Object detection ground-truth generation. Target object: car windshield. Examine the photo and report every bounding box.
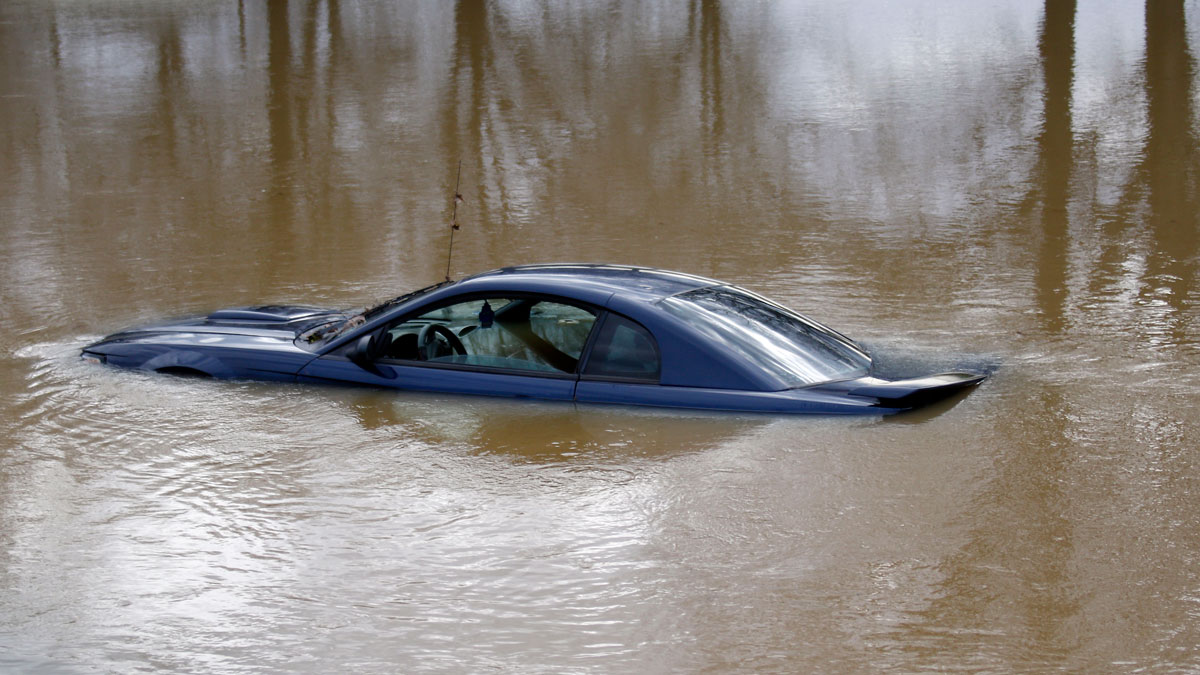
[659,286,870,387]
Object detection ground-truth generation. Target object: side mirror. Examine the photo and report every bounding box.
[347,332,393,378]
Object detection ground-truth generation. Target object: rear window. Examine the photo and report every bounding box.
[659,286,870,387]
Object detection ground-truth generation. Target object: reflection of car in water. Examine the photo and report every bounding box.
[82,264,986,414]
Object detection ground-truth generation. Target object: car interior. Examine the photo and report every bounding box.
[377,297,597,374]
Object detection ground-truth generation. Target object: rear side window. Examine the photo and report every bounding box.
[583,314,660,382]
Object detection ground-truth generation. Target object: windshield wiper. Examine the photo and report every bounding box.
[299,280,455,345]
[362,280,453,320]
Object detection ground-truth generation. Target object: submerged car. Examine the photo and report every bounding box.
[82,264,985,414]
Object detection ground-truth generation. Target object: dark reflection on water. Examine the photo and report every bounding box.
[1143,1,1199,344]
[3,0,1200,671]
[1033,0,1075,333]
[339,387,767,463]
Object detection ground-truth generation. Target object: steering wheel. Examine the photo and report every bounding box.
[417,323,467,360]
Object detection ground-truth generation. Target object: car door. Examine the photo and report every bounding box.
[297,295,598,401]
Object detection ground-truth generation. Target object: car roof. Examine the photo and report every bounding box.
[457,263,719,302]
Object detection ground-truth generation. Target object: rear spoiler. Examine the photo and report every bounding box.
[843,372,986,409]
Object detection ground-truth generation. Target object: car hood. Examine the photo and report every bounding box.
[89,305,348,344]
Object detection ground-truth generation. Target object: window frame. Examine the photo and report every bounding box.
[330,291,665,384]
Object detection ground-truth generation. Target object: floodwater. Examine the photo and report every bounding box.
[2,0,1199,671]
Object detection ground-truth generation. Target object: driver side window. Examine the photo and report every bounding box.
[378,297,598,374]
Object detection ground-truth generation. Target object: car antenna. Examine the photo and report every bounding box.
[444,160,464,282]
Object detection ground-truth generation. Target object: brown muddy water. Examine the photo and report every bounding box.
[2,1,1199,672]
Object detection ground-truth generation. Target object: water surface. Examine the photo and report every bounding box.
[2,1,1199,672]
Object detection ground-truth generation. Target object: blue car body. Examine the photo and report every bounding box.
[82,264,985,414]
